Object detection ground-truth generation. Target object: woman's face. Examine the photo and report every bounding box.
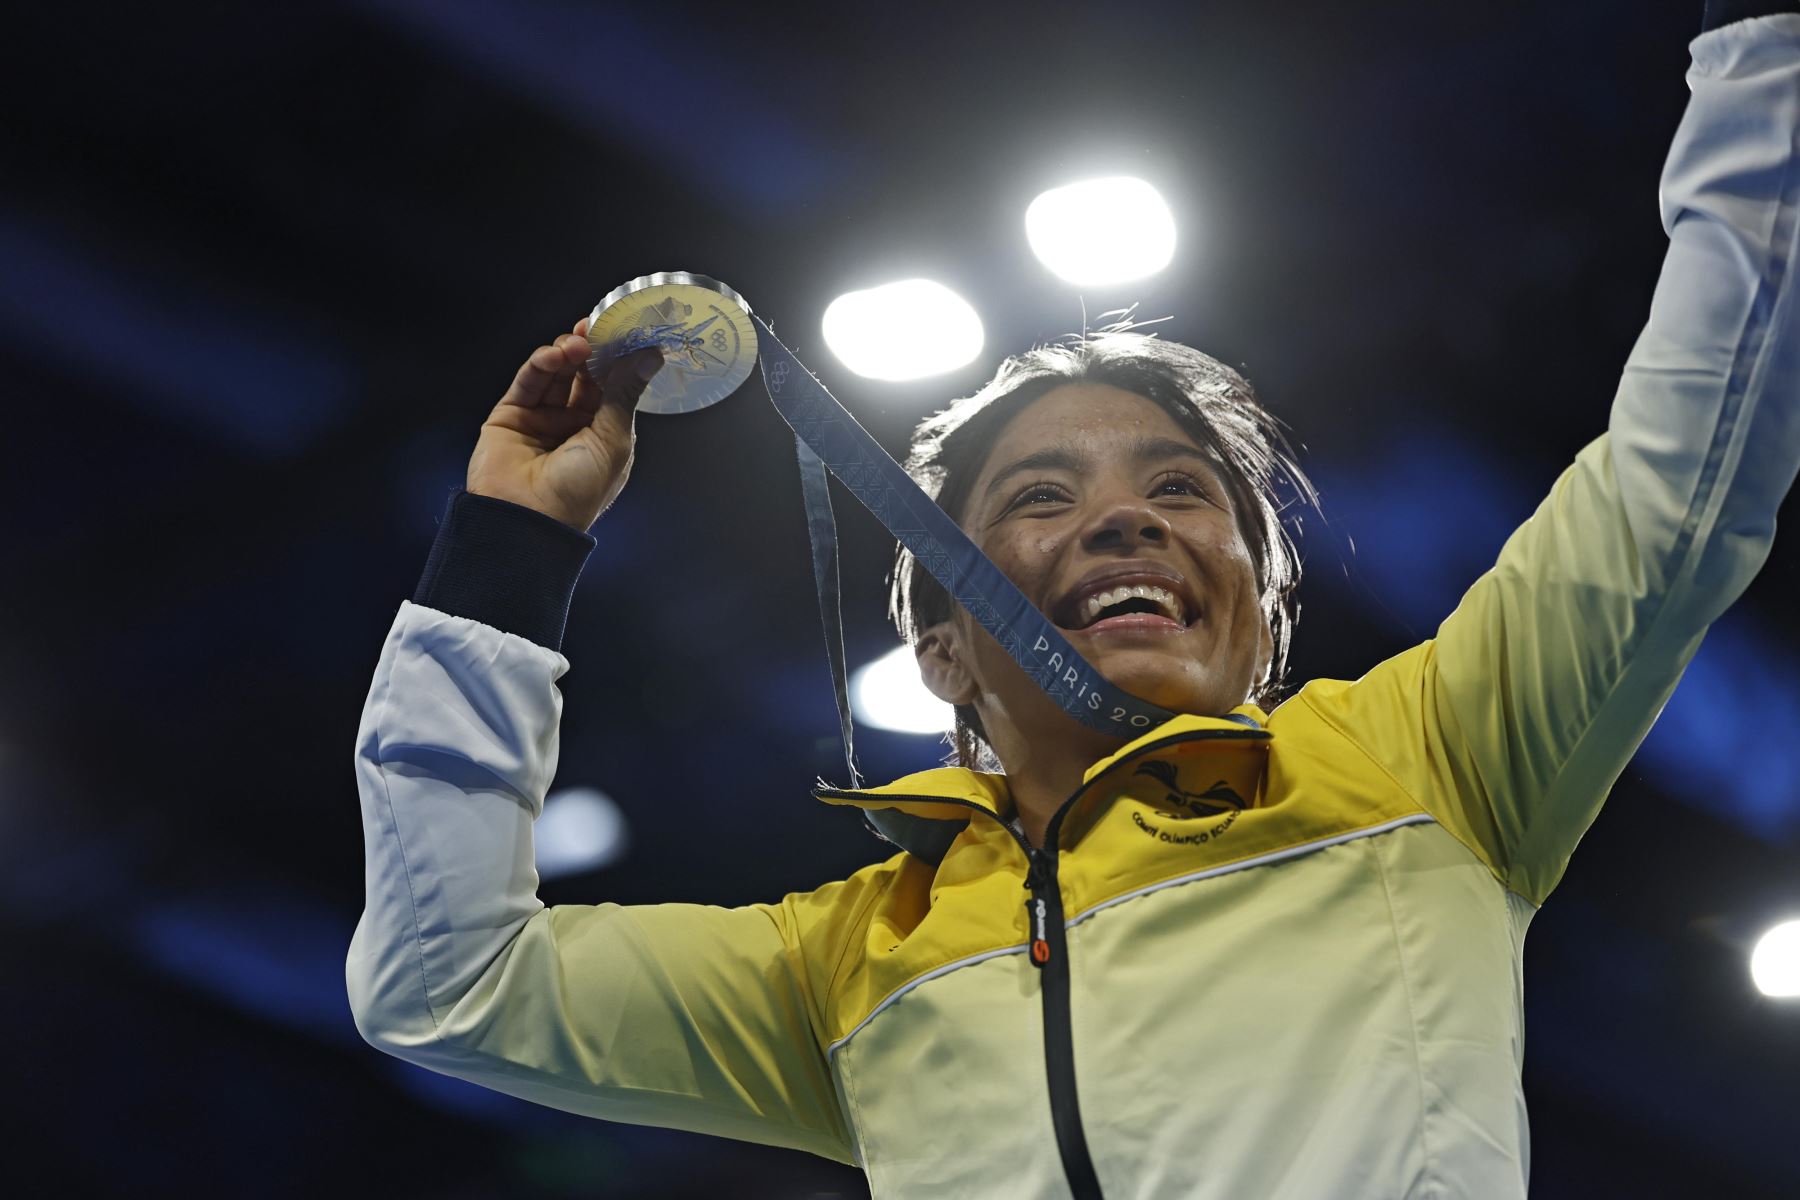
[917,382,1273,741]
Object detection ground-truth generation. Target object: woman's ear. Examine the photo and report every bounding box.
[915,620,978,706]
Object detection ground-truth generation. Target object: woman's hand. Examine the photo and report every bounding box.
[465,315,664,533]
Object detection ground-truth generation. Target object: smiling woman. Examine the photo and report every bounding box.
[348,12,1800,1200]
[888,327,1316,772]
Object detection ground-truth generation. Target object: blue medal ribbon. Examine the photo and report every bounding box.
[754,315,1180,776]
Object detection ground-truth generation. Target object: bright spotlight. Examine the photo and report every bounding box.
[822,279,984,381]
[852,644,955,735]
[1750,918,1800,998]
[1026,176,1177,286]
[536,787,629,880]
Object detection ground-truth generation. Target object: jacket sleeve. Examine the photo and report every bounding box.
[345,495,857,1163]
[1293,15,1800,905]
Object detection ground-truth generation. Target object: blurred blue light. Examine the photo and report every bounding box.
[1319,429,1800,844]
[132,885,360,1044]
[358,0,855,217]
[1636,610,1800,843]
[0,209,355,458]
[1310,428,1531,636]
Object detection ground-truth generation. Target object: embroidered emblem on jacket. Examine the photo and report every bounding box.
[1132,760,1246,819]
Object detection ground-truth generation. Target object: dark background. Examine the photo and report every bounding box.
[4,1,1797,1196]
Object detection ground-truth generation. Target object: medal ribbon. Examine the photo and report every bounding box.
[754,315,1179,782]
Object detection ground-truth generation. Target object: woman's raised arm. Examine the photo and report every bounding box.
[1289,13,1800,905]
[343,325,862,1162]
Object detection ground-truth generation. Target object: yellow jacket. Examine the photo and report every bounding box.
[348,16,1800,1197]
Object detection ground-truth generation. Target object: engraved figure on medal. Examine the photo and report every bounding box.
[586,273,757,415]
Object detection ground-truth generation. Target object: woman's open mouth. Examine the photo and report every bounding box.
[1056,581,1196,635]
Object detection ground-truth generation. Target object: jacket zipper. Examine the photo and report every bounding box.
[817,724,1269,1199]
[1025,842,1105,1199]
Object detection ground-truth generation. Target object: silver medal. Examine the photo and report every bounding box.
[585,272,757,414]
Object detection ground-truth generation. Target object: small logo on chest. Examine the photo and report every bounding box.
[1132,760,1246,817]
[1128,761,1245,846]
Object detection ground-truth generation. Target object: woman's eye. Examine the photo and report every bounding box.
[1154,473,1209,499]
[1014,484,1068,508]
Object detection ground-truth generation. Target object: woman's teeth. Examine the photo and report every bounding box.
[1081,584,1185,626]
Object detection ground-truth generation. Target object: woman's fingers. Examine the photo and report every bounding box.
[499,333,588,410]
[567,327,602,413]
[585,346,661,443]
[565,316,598,408]
[572,339,661,416]
[500,316,645,418]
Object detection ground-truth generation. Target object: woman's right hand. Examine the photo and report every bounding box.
[464,315,664,533]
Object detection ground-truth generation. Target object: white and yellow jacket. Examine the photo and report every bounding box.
[348,15,1800,1198]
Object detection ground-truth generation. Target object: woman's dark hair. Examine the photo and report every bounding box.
[887,325,1317,770]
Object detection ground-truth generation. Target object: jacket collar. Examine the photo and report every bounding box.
[815,707,1271,863]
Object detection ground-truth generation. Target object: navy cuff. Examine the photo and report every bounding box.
[1703,1,1798,30]
[412,490,596,652]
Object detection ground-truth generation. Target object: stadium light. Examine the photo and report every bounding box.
[852,644,956,735]
[822,279,984,381]
[1750,918,1800,998]
[536,787,629,879]
[1026,176,1177,286]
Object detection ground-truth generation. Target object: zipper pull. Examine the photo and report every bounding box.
[1029,896,1051,968]
[1023,847,1055,969]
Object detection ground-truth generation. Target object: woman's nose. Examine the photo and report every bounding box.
[1081,495,1171,550]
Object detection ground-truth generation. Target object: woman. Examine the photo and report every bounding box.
[347,9,1800,1196]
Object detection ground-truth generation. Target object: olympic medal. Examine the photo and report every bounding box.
[586,272,758,414]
